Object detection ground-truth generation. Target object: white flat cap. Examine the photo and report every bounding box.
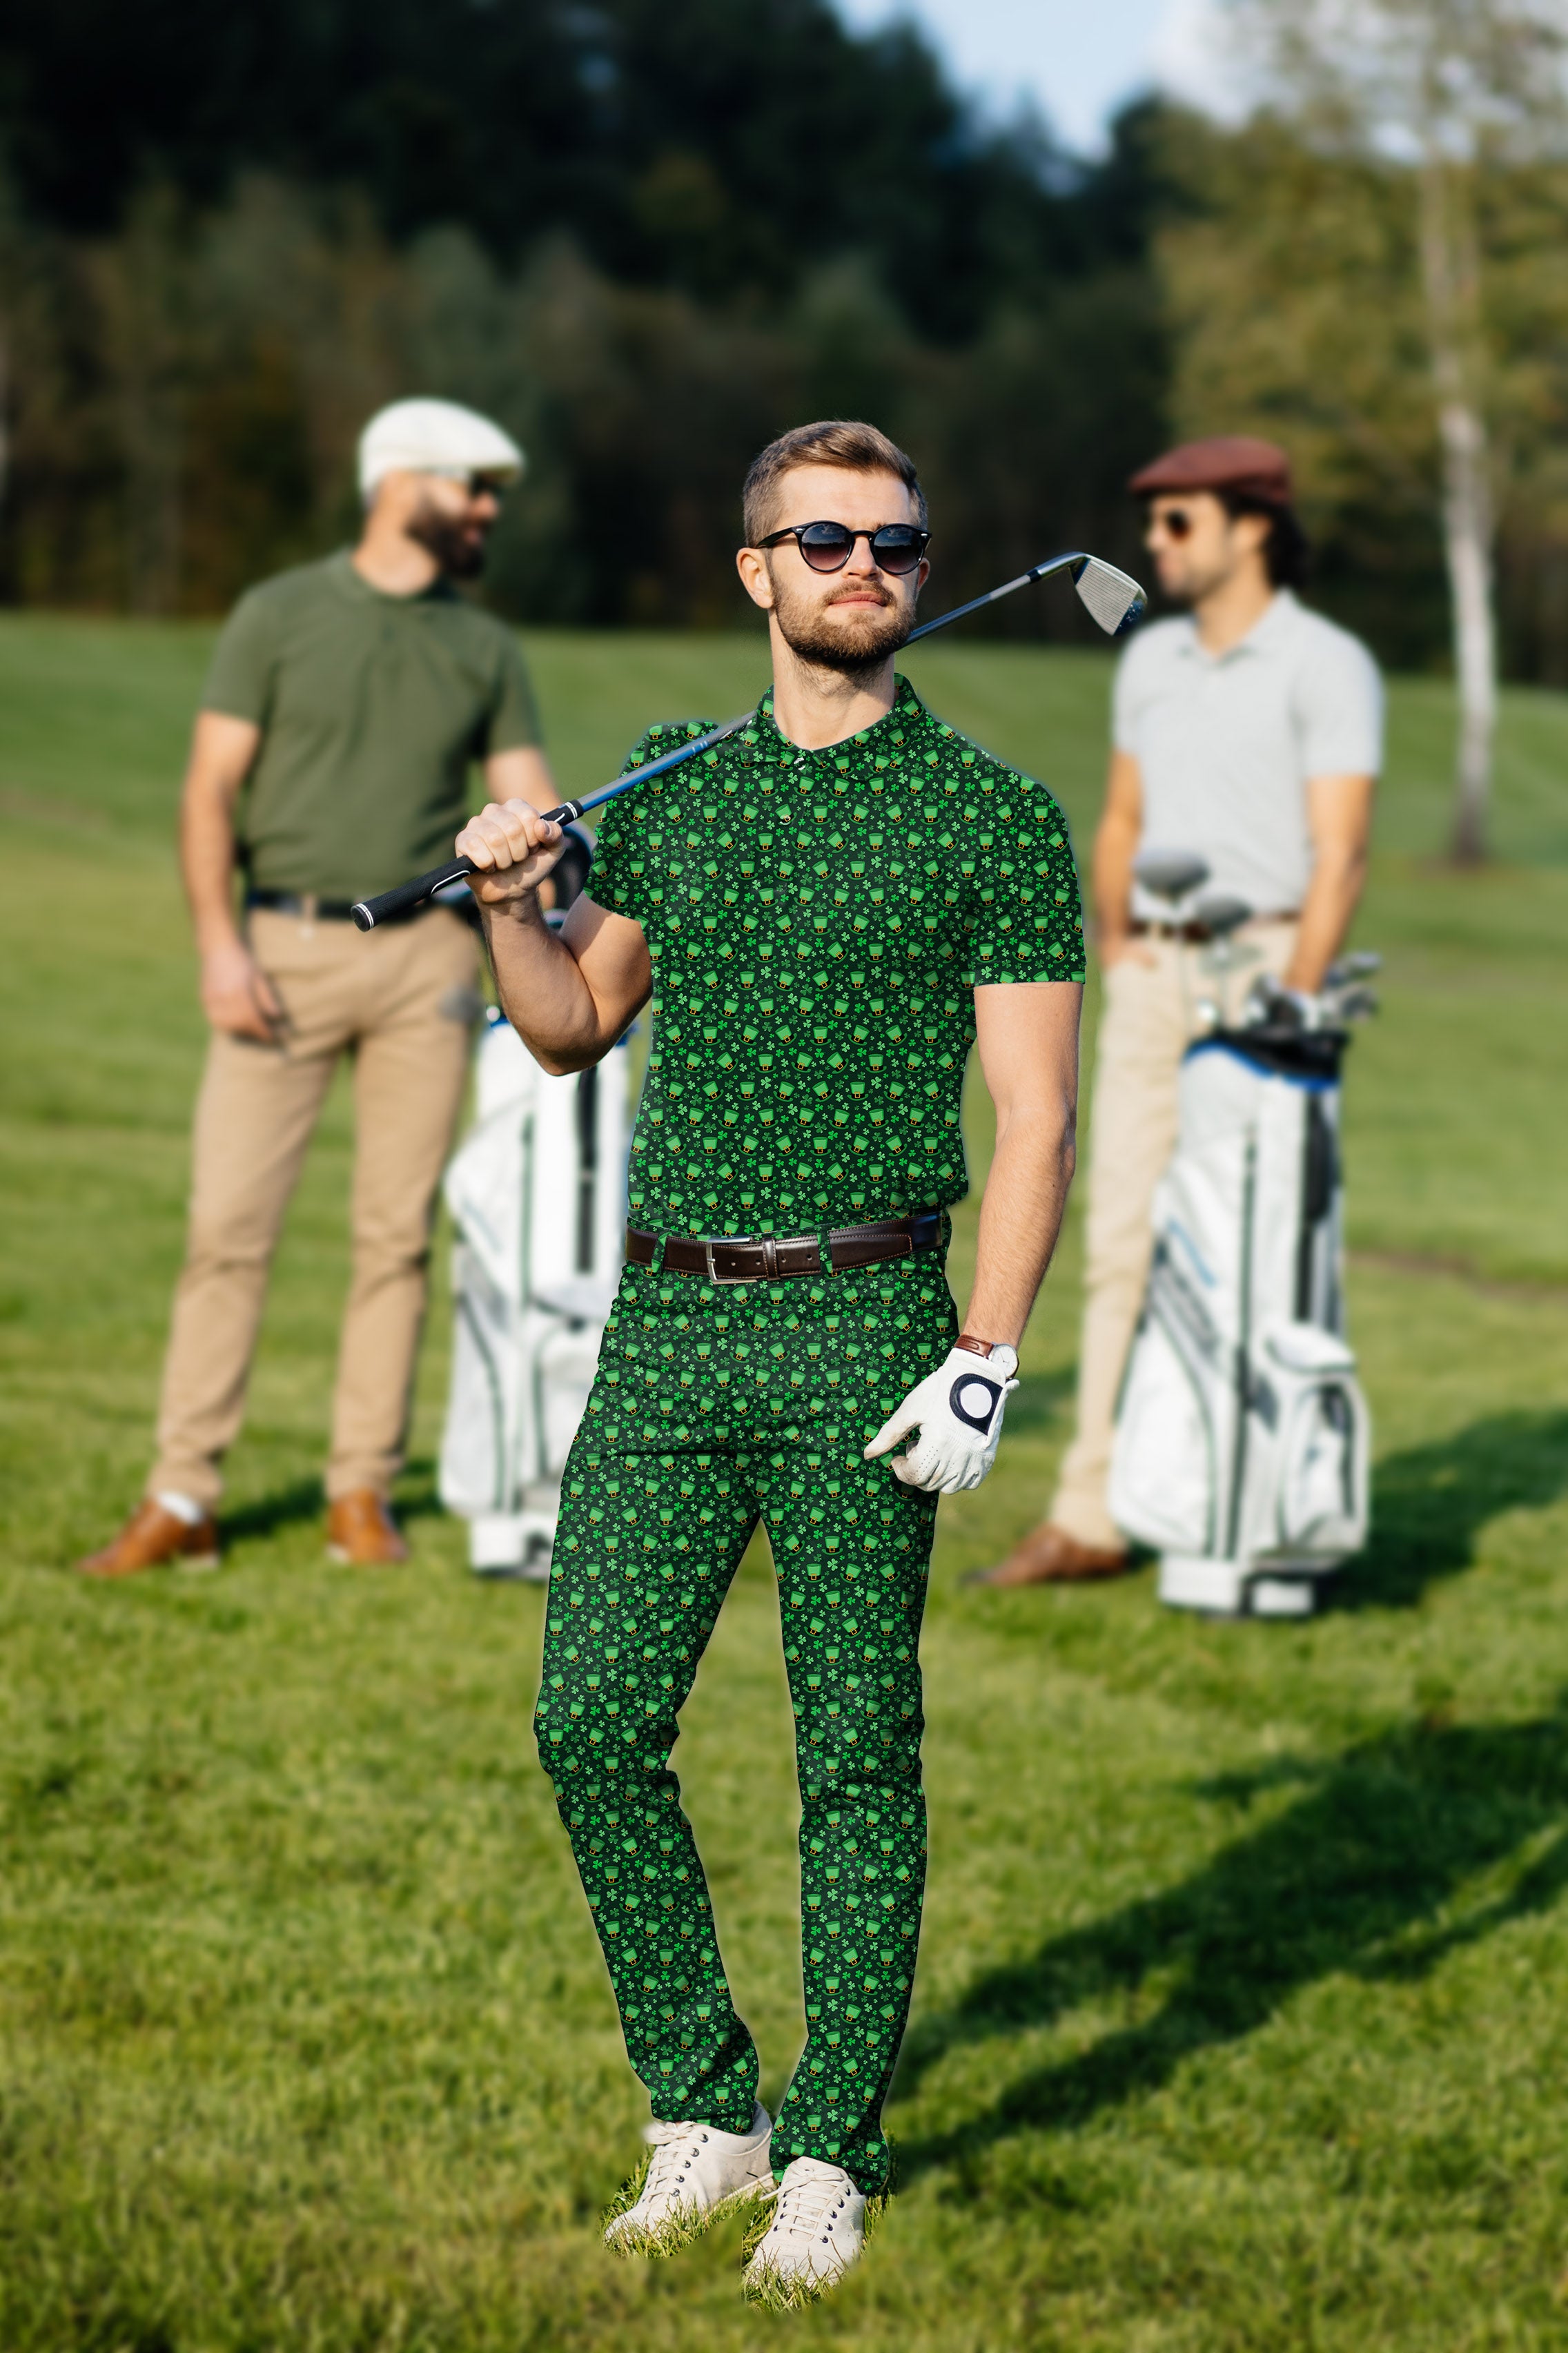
[358,398,525,498]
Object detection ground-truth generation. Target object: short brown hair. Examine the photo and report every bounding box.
[742,420,927,547]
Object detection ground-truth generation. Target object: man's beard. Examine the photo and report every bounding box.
[1165,553,1235,609]
[408,506,489,580]
[770,573,912,674]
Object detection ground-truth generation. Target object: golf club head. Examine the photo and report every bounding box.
[1193,892,1253,939]
[1244,975,1302,1031]
[1324,950,1382,986]
[1134,847,1211,903]
[1070,556,1146,637]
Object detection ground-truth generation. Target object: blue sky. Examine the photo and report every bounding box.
[832,0,1233,155]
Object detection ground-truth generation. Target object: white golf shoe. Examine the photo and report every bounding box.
[742,2156,867,2305]
[602,2102,773,2256]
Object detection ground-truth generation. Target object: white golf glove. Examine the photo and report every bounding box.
[864,1343,1020,1494]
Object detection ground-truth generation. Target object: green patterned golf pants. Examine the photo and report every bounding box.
[534,1249,951,2197]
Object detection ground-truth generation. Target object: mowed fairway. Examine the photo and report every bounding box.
[4,614,1568,2350]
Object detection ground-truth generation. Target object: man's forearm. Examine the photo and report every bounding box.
[1092,816,1137,953]
[1286,852,1366,993]
[962,1107,1077,1348]
[482,897,619,1074]
[181,787,243,953]
[1092,751,1143,955]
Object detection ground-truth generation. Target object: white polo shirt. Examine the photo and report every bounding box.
[1113,590,1383,921]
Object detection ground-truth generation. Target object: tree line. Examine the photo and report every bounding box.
[0,0,1166,635]
[1,0,1566,765]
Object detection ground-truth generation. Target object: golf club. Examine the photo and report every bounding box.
[906,550,1146,645]
[1244,968,1380,1035]
[1133,848,1212,1029]
[1133,848,1211,906]
[350,546,1148,930]
[351,713,756,930]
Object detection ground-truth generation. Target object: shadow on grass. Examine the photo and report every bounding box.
[217,1478,324,1546]
[393,1456,449,1527]
[219,1457,448,1548]
[895,1701,1568,2188]
[1350,1409,1568,1610]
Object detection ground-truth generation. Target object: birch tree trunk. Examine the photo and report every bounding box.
[1437,390,1497,863]
[1418,151,1497,865]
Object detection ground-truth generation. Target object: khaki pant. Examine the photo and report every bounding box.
[1050,920,1298,1551]
[149,906,479,1511]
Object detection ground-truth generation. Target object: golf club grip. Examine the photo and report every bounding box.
[350,859,474,930]
[349,797,588,930]
[350,716,755,933]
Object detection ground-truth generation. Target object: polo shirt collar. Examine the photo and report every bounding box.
[1176,588,1298,666]
[753,672,926,754]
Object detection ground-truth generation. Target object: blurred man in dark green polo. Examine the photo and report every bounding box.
[80,398,558,1576]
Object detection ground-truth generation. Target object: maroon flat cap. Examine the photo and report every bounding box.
[1129,435,1293,506]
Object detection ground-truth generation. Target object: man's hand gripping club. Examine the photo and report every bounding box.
[455,797,570,909]
[861,980,1081,1496]
[455,795,657,1079]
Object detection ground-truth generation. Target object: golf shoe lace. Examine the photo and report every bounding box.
[639,2118,714,2214]
[763,2157,853,2247]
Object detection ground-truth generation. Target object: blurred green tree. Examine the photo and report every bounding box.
[0,0,1176,630]
[1179,0,1568,859]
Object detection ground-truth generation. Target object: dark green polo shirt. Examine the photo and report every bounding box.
[202,551,542,901]
[587,675,1084,1238]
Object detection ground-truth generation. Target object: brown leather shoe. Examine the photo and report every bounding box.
[967,1521,1130,1588]
[326,1491,409,1566]
[76,1498,219,1579]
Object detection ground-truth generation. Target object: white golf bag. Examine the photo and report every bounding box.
[439,1008,629,1577]
[1108,1026,1371,1617]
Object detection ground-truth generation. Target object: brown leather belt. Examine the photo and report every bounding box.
[627,1209,941,1285]
[1130,912,1298,944]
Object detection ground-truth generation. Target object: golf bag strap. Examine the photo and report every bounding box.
[627,1210,941,1285]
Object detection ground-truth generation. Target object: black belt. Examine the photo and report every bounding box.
[247,890,364,923]
[627,1210,941,1285]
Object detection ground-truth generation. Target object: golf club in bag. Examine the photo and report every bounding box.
[348,549,1146,932]
[438,834,630,1579]
[1108,898,1380,1620]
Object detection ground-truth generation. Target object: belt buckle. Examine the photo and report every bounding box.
[704,1235,756,1286]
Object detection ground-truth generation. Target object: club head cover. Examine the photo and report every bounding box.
[863,1345,1021,1494]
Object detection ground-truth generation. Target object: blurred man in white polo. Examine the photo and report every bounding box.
[979,434,1383,1586]
[79,398,558,1577]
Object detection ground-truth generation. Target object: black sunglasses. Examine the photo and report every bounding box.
[424,467,516,498]
[757,520,930,575]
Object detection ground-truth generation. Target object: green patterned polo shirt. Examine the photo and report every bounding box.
[585,674,1084,1238]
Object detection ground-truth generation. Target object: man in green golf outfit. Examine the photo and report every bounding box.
[455,420,1084,2303]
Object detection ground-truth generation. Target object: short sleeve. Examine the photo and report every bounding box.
[1297,628,1384,777]
[585,720,712,924]
[484,632,544,752]
[966,772,1087,986]
[201,587,280,725]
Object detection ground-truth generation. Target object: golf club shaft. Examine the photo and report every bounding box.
[353,548,1120,930]
[349,712,755,929]
[904,552,1082,644]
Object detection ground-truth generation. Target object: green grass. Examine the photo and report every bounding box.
[4,616,1568,2348]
